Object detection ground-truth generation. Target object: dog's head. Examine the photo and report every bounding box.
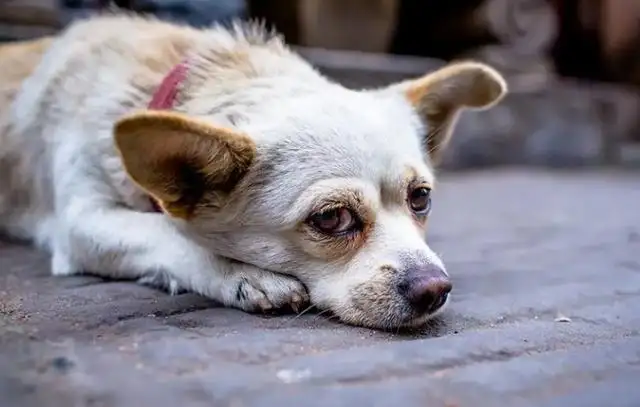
[114,61,506,329]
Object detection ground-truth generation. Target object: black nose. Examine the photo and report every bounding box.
[398,266,452,314]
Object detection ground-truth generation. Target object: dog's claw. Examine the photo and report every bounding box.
[226,267,309,314]
[258,298,274,311]
[290,293,307,313]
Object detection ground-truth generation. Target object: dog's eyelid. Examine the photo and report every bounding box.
[310,190,365,213]
[314,201,350,214]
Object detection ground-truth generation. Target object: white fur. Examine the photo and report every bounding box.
[0,13,505,329]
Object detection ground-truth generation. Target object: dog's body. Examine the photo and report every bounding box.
[0,13,506,329]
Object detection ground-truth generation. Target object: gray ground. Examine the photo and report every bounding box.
[1,169,639,407]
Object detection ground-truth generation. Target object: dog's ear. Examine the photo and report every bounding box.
[390,61,507,163]
[114,111,256,219]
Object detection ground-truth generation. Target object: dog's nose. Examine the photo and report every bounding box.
[398,266,452,314]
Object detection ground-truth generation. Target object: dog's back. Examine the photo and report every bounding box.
[0,15,206,245]
[0,37,53,240]
[0,36,52,149]
[0,37,53,109]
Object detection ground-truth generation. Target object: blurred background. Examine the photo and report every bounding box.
[1,0,639,170]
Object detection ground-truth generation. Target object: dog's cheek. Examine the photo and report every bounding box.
[295,230,366,263]
[414,216,429,233]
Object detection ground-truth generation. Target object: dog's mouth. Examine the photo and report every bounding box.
[402,297,449,327]
[307,293,451,331]
[393,297,450,330]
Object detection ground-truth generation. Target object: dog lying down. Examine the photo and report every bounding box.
[0,13,507,330]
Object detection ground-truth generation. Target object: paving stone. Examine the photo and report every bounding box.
[1,169,639,406]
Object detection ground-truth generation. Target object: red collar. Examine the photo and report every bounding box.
[148,61,189,110]
[147,61,190,213]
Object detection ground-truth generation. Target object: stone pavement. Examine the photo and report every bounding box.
[1,169,639,407]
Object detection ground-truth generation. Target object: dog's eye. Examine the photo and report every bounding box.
[308,208,358,235]
[409,186,432,215]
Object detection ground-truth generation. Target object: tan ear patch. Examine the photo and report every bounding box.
[406,61,507,111]
[114,111,256,219]
[402,61,507,162]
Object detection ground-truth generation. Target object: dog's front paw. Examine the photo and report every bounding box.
[225,266,309,314]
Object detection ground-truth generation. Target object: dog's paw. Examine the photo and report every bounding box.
[225,267,309,314]
[51,250,77,276]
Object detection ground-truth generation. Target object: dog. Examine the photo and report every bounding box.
[0,13,506,330]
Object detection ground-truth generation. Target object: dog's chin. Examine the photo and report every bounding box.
[325,295,452,331]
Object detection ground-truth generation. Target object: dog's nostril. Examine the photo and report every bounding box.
[401,276,452,314]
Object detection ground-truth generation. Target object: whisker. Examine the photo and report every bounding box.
[292,304,316,320]
[279,305,334,328]
[306,308,335,323]
[323,312,340,322]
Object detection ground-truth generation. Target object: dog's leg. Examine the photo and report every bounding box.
[48,123,308,311]
[52,198,308,312]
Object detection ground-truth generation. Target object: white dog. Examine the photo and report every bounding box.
[0,13,506,329]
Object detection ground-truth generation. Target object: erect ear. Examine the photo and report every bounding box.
[392,61,507,163]
[114,111,256,219]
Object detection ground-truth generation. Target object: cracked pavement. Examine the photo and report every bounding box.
[1,169,639,407]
